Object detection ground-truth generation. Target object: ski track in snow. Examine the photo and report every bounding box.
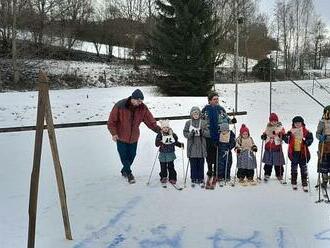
[73,196,142,248]
[139,225,184,248]
[208,229,263,248]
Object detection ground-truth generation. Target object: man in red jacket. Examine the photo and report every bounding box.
[108,89,160,183]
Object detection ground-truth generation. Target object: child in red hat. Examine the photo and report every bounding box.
[235,124,258,185]
[260,113,286,182]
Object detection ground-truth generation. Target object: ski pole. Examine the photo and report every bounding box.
[181,146,185,182]
[215,145,219,184]
[253,151,258,182]
[184,159,190,188]
[232,166,238,186]
[304,145,311,194]
[224,150,229,186]
[146,150,159,185]
[258,140,265,180]
[232,108,236,135]
[316,142,325,203]
[283,136,290,184]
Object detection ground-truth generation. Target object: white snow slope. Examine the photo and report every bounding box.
[1,80,330,248]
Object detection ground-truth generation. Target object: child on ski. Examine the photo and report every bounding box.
[183,107,209,187]
[261,113,286,182]
[216,122,236,186]
[316,105,330,188]
[283,116,313,191]
[235,124,258,186]
[155,119,184,186]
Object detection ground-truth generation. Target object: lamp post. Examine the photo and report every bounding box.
[269,55,273,115]
[234,0,243,113]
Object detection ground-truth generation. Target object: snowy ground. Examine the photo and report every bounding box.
[40,59,149,88]
[1,79,330,248]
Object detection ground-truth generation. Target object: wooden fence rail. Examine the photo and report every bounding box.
[0,112,247,134]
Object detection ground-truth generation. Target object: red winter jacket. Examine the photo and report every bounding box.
[285,126,313,162]
[263,122,286,151]
[107,97,160,144]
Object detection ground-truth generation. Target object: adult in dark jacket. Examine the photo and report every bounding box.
[108,89,160,183]
[201,91,237,180]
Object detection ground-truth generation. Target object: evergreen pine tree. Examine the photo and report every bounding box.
[148,0,220,96]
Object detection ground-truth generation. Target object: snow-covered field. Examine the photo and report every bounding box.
[1,79,330,248]
[41,59,148,88]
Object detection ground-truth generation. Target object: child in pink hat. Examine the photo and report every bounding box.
[260,113,286,182]
[235,124,258,185]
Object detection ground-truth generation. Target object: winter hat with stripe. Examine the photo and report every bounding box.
[240,124,250,135]
[269,113,279,122]
[219,122,229,132]
[131,89,144,100]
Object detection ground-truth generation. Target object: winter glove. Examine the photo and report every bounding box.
[231,118,237,124]
[272,130,276,135]
[320,134,327,142]
[155,126,162,134]
[286,131,292,136]
[236,148,241,154]
[252,145,258,152]
[261,133,267,140]
[180,142,185,149]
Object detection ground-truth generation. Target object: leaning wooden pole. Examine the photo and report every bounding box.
[44,79,73,240]
[27,72,73,248]
[27,74,47,248]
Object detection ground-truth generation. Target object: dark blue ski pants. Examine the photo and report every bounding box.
[116,140,137,175]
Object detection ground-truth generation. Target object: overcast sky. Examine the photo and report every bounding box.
[259,0,330,30]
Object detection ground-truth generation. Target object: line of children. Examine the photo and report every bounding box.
[153,108,328,193]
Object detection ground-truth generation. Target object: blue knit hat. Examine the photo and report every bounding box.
[219,122,229,132]
[131,89,144,100]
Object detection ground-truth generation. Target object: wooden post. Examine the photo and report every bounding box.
[44,87,73,240]
[27,75,47,248]
[27,71,72,248]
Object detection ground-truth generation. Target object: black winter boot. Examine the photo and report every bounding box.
[291,173,298,185]
[301,174,308,187]
[322,173,328,188]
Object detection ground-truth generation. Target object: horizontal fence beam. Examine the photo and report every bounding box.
[0,111,247,133]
